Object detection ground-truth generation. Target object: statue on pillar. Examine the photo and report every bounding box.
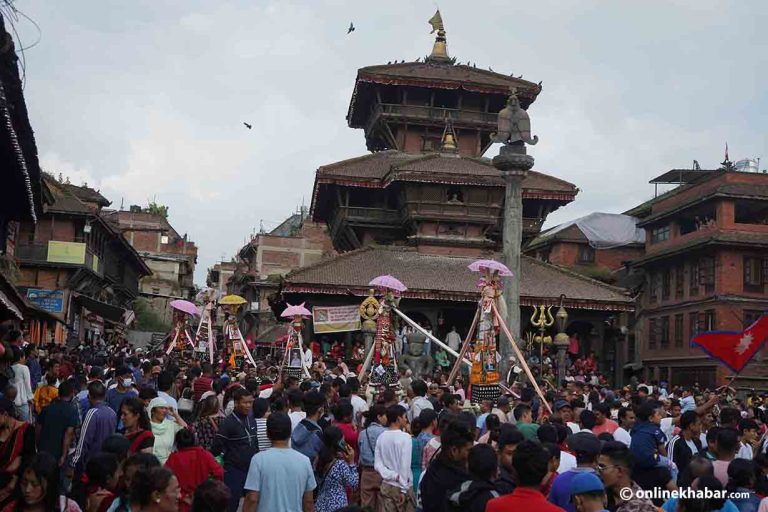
[491,88,538,146]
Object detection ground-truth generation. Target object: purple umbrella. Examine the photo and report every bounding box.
[468,259,513,276]
[170,299,199,316]
[281,303,312,318]
[369,275,407,292]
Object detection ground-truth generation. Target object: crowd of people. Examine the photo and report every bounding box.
[1,324,768,512]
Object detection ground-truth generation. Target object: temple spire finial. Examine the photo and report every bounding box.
[426,9,451,63]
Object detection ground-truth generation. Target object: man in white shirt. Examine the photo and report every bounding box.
[287,390,306,431]
[445,326,462,352]
[374,404,414,512]
[613,406,635,447]
[737,419,759,460]
[407,380,433,423]
[348,377,369,427]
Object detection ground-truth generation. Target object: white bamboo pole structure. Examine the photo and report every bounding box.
[391,307,472,367]
[491,302,553,415]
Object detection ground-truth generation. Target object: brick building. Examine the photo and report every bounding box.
[526,212,645,284]
[629,164,768,389]
[14,176,150,343]
[229,209,335,340]
[104,208,198,326]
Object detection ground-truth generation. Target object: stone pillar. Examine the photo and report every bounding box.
[493,142,534,380]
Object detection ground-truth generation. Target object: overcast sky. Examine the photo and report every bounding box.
[13,0,768,284]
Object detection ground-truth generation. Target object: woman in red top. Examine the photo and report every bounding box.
[121,398,155,455]
[333,401,359,460]
[164,429,223,512]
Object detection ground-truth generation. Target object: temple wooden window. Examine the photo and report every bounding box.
[660,316,670,348]
[743,256,764,292]
[446,186,464,203]
[674,314,684,347]
[674,265,684,299]
[578,245,595,264]
[744,309,762,328]
[651,225,670,243]
[648,318,658,349]
[661,270,671,300]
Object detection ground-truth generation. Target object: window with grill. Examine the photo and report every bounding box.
[578,245,595,264]
[674,314,684,347]
[648,273,658,303]
[698,310,716,331]
[648,318,658,349]
[651,225,671,243]
[689,312,699,338]
[699,257,715,292]
[744,257,764,291]
[690,261,700,296]
[661,270,671,300]
[660,316,670,348]
[675,265,684,299]
[744,309,763,328]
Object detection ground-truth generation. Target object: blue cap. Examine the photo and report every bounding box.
[570,472,604,496]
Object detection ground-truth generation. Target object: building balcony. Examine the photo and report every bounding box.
[15,241,103,275]
[365,103,497,135]
[523,217,545,233]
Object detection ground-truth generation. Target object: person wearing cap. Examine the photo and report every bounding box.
[598,441,656,512]
[487,440,566,512]
[555,399,581,434]
[548,432,601,512]
[570,472,608,512]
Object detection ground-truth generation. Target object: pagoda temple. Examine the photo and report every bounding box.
[279,12,634,381]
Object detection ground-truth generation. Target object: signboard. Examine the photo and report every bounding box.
[25,288,64,313]
[312,305,361,334]
[47,241,86,265]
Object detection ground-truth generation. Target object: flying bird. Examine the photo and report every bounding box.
[243,122,252,129]
[347,22,355,34]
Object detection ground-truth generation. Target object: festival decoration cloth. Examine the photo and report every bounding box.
[692,315,768,373]
[169,299,198,316]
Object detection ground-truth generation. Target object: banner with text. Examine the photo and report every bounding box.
[312,305,361,333]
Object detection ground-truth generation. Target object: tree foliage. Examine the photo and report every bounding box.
[146,200,169,218]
